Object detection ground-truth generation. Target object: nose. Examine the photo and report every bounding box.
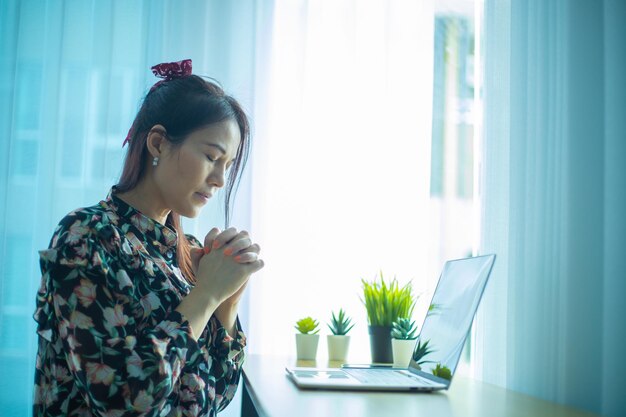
[207,165,226,188]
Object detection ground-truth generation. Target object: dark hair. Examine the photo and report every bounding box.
[117,75,250,283]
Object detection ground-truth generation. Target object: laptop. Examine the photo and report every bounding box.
[285,254,496,391]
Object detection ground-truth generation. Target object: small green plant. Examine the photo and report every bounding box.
[327,309,355,336]
[361,271,416,326]
[390,317,418,340]
[295,317,320,334]
[432,363,452,380]
[412,339,435,365]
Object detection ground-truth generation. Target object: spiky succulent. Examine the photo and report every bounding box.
[432,363,452,380]
[390,317,418,340]
[412,339,434,364]
[295,317,320,334]
[327,309,355,336]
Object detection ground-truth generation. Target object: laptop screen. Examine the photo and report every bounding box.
[408,254,495,384]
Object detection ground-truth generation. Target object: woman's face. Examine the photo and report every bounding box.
[154,119,241,218]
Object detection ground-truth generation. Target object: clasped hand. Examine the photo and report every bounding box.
[190,227,264,308]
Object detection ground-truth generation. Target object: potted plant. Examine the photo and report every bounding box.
[390,317,418,368]
[326,309,355,362]
[294,317,320,360]
[361,272,416,363]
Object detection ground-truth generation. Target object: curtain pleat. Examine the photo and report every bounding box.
[477,0,626,415]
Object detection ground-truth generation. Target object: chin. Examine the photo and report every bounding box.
[184,209,202,219]
[174,205,201,219]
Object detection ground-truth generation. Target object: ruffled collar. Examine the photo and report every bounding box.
[102,187,178,250]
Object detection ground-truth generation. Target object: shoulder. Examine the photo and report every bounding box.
[51,203,117,245]
[42,203,125,268]
[52,205,101,241]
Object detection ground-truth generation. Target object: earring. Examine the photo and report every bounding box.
[152,157,159,166]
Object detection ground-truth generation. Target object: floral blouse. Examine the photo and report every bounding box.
[33,189,246,417]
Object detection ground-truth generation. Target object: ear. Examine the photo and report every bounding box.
[145,124,170,158]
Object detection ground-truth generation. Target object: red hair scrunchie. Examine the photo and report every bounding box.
[123,59,193,147]
[151,59,193,81]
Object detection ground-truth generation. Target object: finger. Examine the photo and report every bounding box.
[235,230,250,239]
[190,247,204,262]
[238,243,261,254]
[189,247,204,272]
[238,257,264,272]
[212,227,239,250]
[204,227,221,254]
[233,252,259,263]
[223,230,250,246]
[247,258,265,273]
[223,238,253,256]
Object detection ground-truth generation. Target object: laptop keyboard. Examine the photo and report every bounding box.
[344,369,438,387]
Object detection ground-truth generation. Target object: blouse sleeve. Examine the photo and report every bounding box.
[35,217,203,416]
[204,316,246,412]
[185,234,247,412]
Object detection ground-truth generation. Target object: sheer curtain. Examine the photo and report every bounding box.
[475,0,626,416]
[0,1,270,415]
[247,0,435,361]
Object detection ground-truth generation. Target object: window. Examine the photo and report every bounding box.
[430,1,480,269]
[430,0,482,372]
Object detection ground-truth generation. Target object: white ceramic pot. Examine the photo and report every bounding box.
[391,338,416,368]
[295,334,320,360]
[327,335,350,362]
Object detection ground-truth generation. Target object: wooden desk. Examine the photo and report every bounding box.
[241,355,600,417]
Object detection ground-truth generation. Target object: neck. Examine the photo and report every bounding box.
[116,178,170,225]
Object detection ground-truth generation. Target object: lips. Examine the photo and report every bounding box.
[195,192,212,203]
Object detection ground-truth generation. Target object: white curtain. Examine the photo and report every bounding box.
[0,1,270,416]
[247,0,435,361]
[475,1,626,416]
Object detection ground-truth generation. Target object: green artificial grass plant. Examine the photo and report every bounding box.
[361,271,416,327]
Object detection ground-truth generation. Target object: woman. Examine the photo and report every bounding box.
[33,60,264,417]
